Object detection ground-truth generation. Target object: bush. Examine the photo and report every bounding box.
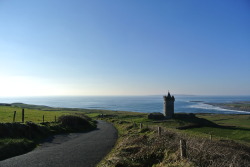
[0,114,96,161]
[58,115,95,130]
[0,138,36,160]
[0,122,49,139]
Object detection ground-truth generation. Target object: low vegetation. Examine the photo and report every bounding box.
[1,103,250,166]
[189,114,250,143]
[58,114,96,130]
[0,104,96,160]
[97,116,250,167]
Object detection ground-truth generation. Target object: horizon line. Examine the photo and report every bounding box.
[1,94,250,97]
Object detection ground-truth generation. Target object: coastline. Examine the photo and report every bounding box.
[1,103,250,166]
[1,95,250,114]
[205,102,250,113]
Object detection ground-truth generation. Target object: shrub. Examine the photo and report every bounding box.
[0,122,49,139]
[58,115,95,130]
[0,138,36,160]
[148,113,165,120]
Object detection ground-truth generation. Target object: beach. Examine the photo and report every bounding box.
[206,101,250,112]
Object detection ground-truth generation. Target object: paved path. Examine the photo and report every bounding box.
[0,120,117,167]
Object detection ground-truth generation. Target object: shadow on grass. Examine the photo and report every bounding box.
[174,113,250,132]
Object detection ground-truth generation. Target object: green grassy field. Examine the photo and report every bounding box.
[0,104,97,160]
[1,104,250,143]
[189,114,250,143]
[0,105,67,123]
[97,114,250,167]
[85,109,250,144]
[0,103,96,123]
[1,103,250,166]
[196,113,250,128]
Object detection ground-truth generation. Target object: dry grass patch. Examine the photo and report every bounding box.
[98,119,250,167]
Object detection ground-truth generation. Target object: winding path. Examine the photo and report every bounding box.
[0,120,117,167]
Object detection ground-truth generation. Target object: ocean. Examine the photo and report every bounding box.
[0,95,250,114]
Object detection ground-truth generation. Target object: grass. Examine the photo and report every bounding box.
[85,109,250,144]
[0,105,69,123]
[184,126,250,142]
[1,103,250,166]
[0,138,36,160]
[187,114,250,143]
[196,114,250,128]
[93,111,250,166]
[0,104,97,161]
[97,118,250,167]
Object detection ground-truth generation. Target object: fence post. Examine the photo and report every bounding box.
[158,127,161,136]
[210,134,212,140]
[43,115,44,123]
[180,139,187,159]
[133,122,136,127]
[139,123,142,129]
[22,109,25,123]
[13,111,16,122]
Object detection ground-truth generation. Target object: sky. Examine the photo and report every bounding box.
[0,0,249,96]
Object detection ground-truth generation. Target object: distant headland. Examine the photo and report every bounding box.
[206,101,250,112]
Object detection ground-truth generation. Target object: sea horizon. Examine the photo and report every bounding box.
[1,95,250,115]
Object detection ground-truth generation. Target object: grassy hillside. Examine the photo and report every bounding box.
[0,104,67,123]
[84,109,250,144]
[192,114,250,143]
[86,110,250,166]
[1,103,250,166]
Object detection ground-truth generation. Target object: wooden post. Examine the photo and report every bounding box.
[43,115,45,123]
[22,109,24,123]
[210,134,212,140]
[139,123,142,129]
[55,116,57,122]
[158,127,161,136]
[13,111,16,122]
[180,139,187,159]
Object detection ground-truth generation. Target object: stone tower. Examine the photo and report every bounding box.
[163,92,175,118]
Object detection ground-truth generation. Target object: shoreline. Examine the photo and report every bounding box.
[205,102,250,113]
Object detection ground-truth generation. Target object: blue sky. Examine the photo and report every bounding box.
[0,0,249,96]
